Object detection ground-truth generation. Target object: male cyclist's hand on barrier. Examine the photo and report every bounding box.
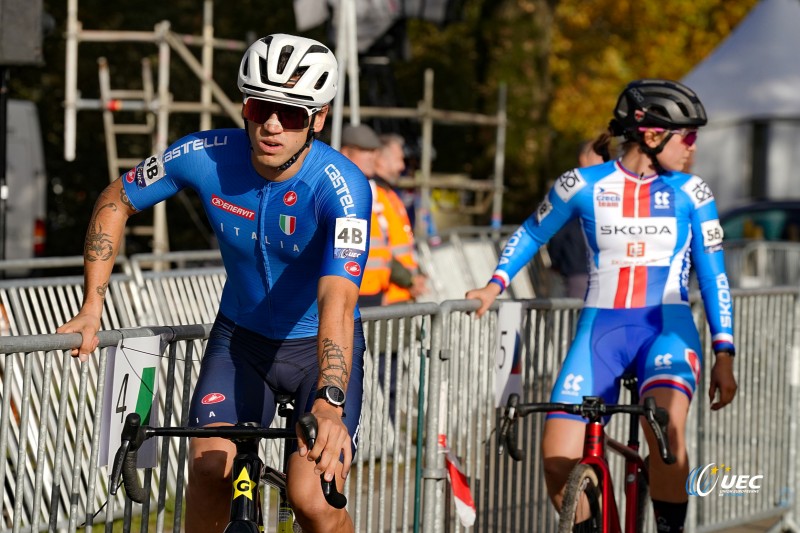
[56,313,101,362]
[709,351,737,410]
[303,401,352,482]
[465,283,502,317]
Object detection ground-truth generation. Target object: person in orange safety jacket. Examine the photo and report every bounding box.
[374,133,427,304]
[340,124,391,307]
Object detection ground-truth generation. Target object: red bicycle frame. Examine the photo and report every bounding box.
[579,417,648,533]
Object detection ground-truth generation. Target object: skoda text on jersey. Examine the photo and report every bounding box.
[492,160,734,354]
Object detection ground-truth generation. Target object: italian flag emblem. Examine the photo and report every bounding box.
[279,214,296,235]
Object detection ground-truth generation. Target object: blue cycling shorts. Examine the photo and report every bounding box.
[188,313,365,454]
[548,304,702,423]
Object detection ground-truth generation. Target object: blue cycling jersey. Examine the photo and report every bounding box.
[122,129,372,339]
[491,160,735,354]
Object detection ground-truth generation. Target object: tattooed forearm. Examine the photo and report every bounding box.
[119,185,136,211]
[96,282,108,299]
[84,203,117,262]
[320,337,350,389]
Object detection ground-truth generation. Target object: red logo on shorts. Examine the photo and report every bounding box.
[685,349,701,384]
[201,393,226,405]
[345,261,361,276]
[284,191,297,206]
[125,169,136,183]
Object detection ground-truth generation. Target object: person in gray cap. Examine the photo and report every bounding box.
[340,124,382,178]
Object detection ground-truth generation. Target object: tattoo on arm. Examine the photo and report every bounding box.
[96,282,108,299]
[320,337,350,389]
[85,203,117,262]
[119,185,136,211]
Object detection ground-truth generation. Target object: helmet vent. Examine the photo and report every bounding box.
[258,57,269,84]
[242,56,249,77]
[314,72,329,90]
[308,45,330,54]
[277,46,294,75]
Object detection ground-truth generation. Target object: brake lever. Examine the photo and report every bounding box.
[643,397,676,465]
[498,394,523,461]
[297,412,348,509]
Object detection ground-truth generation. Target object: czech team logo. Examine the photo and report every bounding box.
[283,191,297,206]
[279,214,296,235]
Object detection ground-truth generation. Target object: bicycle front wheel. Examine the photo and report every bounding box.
[558,463,603,533]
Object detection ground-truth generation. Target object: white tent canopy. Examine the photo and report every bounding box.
[682,0,800,210]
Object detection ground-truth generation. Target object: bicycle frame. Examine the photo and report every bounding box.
[498,384,674,533]
[226,436,265,532]
[581,413,648,533]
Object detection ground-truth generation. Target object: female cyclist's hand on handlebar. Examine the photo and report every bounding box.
[56,312,101,362]
[302,401,352,482]
[465,283,502,317]
[708,351,737,410]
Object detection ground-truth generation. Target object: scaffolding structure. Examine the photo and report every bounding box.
[63,0,507,253]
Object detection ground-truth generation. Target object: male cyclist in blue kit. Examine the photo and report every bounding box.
[467,79,737,533]
[57,34,371,533]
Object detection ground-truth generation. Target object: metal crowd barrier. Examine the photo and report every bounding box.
[0,254,798,532]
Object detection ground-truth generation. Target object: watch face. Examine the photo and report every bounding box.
[326,386,346,405]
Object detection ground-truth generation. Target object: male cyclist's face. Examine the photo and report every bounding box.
[244,99,328,179]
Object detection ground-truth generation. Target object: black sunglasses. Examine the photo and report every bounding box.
[243,98,318,130]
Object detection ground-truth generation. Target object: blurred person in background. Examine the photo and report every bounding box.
[374,133,427,304]
[340,124,391,307]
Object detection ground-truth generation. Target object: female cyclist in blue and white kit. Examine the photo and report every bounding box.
[467,79,737,533]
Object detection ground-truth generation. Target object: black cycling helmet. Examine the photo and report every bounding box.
[612,79,707,132]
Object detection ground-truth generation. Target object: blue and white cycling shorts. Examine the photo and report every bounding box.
[189,313,365,455]
[548,304,703,423]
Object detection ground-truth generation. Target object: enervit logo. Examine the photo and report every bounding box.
[211,195,255,220]
[686,463,763,497]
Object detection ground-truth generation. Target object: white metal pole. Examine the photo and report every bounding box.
[200,0,213,131]
[346,0,360,126]
[64,0,79,161]
[154,21,172,259]
[330,0,351,149]
[418,69,434,240]
[491,83,507,233]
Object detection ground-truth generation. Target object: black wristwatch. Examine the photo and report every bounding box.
[315,385,346,408]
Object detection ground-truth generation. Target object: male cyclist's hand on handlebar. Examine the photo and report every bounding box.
[709,351,737,410]
[302,401,352,482]
[56,312,101,362]
[465,283,501,317]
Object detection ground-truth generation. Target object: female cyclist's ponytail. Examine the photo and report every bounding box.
[592,131,614,163]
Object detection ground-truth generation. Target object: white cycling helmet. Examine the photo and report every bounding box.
[238,34,338,108]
